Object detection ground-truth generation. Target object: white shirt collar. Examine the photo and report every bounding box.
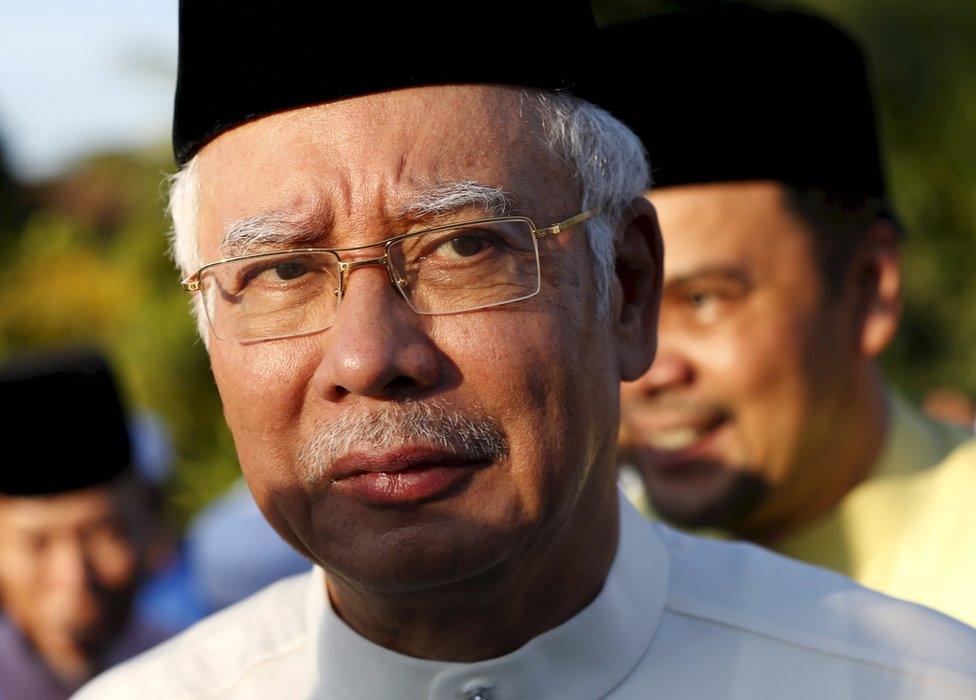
[307,496,669,699]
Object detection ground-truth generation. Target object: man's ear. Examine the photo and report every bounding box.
[614,195,664,381]
[849,219,901,358]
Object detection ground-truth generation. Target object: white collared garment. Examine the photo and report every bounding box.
[75,496,976,700]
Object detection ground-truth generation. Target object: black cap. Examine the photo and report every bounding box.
[173,0,601,165]
[589,3,887,198]
[0,350,132,496]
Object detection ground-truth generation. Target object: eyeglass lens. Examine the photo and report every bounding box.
[198,218,540,341]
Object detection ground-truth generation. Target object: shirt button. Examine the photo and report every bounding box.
[460,678,496,700]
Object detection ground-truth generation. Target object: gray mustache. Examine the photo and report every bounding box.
[298,400,509,484]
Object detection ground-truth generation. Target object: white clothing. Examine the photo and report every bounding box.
[76,496,976,700]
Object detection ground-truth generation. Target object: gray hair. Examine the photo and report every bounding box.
[167,90,650,340]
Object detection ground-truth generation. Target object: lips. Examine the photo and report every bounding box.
[642,426,702,451]
[629,410,730,469]
[328,446,487,505]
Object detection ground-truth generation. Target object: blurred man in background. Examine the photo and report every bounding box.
[923,387,976,429]
[0,351,172,699]
[605,3,976,625]
[186,479,309,613]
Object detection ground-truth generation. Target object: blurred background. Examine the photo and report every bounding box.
[0,0,973,527]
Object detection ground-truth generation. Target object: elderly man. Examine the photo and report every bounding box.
[78,2,976,698]
[0,351,171,699]
[608,4,976,626]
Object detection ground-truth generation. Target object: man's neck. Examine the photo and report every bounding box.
[324,481,620,662]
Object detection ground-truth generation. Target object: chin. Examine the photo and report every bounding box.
[70,609,131,651]
[645,466,769,530]
[324,526,525,595]
[302,491,536,594]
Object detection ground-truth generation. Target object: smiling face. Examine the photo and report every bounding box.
[620,181,871,535]
[194,86,653,596]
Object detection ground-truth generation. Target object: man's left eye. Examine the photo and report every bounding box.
[436,235,491,259]
[273,261,310,280]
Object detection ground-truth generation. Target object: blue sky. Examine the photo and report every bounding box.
[0,0,177,181]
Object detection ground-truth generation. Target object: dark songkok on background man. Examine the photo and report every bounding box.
[601,2,976,626]
[0,351,170,699]
[78,2,976,698]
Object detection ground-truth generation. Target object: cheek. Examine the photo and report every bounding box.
[696,303,827,471]
[0,548,39,614]
[0,544,36,586]
[441,277,601,412]
[432,311,554,434]
[211,340,319,470]
[431,294,612,496]
[693,299,813,405]
[87,538,140,589]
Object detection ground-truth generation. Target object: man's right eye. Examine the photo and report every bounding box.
[239,258,313,287]
[665,286,726,325]
[677,283,748,325]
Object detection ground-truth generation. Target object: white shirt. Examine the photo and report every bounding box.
[75,496,976,699]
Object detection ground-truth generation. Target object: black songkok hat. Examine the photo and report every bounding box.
[173,0,600,165]
[590,3,887,198]
[0,350,132,495]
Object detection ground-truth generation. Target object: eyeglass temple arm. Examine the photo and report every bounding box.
[534,209,596,240]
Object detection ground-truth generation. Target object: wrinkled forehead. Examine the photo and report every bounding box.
[195,85,577,252]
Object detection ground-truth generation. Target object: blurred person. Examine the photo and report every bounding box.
[603,4,976,625]
[923,388,976,430]
[77,2,976,698]
[127,413,210,632]
[186,479,309,613]
[0,351,173,699]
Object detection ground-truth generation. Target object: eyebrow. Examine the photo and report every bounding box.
[664,265,754,292]
[398,180,519,220]
[219,212,324,258]
[219,180,520,258]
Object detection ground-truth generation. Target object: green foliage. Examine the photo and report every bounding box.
[0,152,239,526]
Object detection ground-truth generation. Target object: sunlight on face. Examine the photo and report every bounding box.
[197,86,624,593]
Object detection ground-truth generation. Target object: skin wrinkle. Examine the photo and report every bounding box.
[218,181,522,261]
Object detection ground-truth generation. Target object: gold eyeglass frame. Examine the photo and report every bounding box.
[180,209,595,340]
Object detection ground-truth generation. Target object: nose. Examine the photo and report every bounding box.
[312,263,441,401]
[631,345,695,397]
[48,539,94,591]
